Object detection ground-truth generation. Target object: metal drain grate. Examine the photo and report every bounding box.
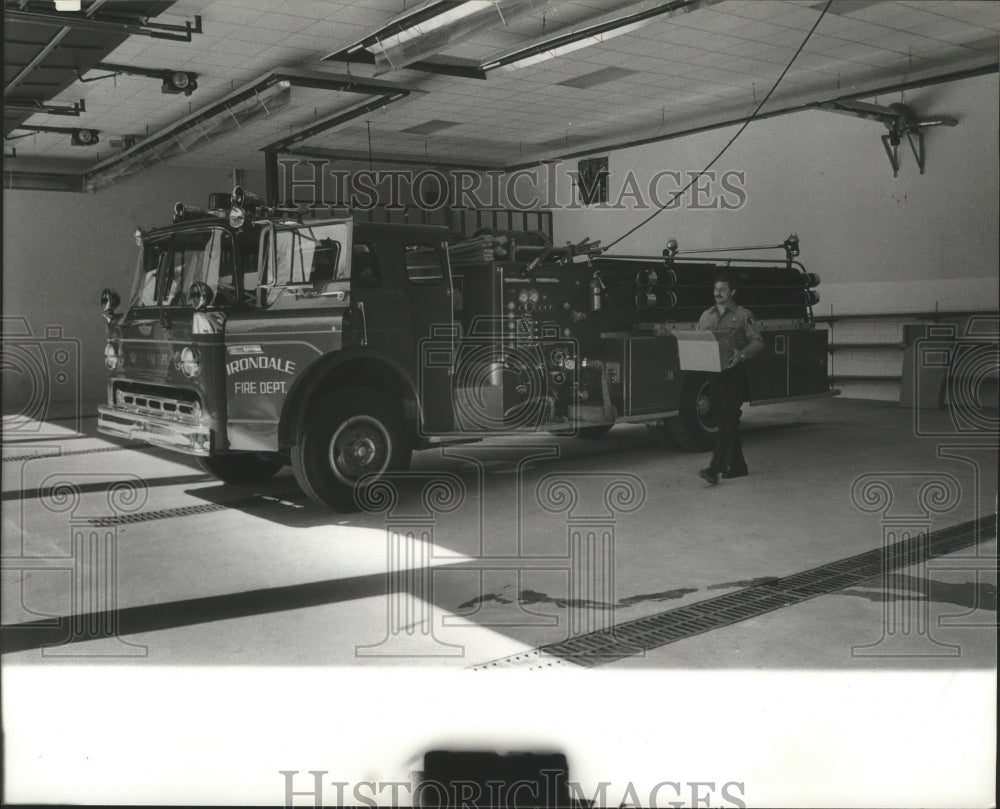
[474,513,996,670]
[85,497,264,526]
[2,445,140,463]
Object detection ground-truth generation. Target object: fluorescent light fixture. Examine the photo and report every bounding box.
[54,0,82,10]
[370,1,493,52]
[481,0,718,71]
[490,20,650,70]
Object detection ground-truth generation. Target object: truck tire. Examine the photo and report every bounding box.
[197,454,283,484]
[291,387,411,510]
[665,373,719,451]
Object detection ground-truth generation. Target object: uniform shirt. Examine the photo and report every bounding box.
[698,303,764,360]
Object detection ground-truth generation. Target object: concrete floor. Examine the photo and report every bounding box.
[2,397,996,805]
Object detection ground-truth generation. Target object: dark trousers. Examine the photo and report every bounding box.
[710,366,748,474]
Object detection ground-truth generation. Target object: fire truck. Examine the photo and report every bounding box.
[98,187,835,509]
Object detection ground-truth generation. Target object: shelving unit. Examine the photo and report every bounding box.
[814,309,997,400]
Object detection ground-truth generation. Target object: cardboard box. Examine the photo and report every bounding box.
[674,330,737,373]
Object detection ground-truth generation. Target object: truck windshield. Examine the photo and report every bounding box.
[263,222,349,287]
[128,228,235,308]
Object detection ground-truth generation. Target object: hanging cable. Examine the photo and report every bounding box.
[366,120,373,172]
[601,0,833,253]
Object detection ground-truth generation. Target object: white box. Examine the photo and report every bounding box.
[674,330,737,373]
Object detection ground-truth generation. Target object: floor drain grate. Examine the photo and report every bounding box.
[476,514,996,670]
[2,445,139,463]
[86,497,263,526]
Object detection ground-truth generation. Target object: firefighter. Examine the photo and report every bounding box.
[697,271,763,485]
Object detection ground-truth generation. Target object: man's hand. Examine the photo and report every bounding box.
[727,349,742,368]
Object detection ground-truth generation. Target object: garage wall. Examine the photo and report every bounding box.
[2,164,264,417]
[519,72,1000,316]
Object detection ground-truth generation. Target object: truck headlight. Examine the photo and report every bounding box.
[104,342,121,370]
[179,345,201,378]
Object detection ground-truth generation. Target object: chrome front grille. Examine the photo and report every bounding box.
[115,388,201,421]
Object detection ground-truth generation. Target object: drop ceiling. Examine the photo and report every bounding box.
[3,0,998,189]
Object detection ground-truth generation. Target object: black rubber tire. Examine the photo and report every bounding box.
[665,373,719,451]
[291,387,411,510]
[197,454,283,484]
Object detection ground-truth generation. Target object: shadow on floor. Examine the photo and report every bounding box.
[839,572,997,612]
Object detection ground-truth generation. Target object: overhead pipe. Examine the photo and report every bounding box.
[82,68,416,192]
[6,9,203,42]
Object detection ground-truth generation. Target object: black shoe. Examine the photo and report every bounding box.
[722,467,748,479]
[699,468,720,485]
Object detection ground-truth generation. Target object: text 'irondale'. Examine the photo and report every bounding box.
[226,356,296,376]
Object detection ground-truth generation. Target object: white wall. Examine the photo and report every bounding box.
[2,164,264,415]
[519,72,1000,316]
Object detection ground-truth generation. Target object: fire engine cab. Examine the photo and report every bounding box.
[98,187,836,509]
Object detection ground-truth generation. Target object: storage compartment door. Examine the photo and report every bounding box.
[788,329,830,396]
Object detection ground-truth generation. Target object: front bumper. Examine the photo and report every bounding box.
[98,405,212,456]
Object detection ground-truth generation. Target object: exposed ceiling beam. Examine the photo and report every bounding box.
[4,97,86,116]
[1,169,86,192]
[480,0,717,71]
[81,67,420,190]
[324,49,486,80]
[336,1,467,54]
[5,8,202,43]
[4,0,108,94]
[282,145,503,171]
[4,38,107,50]
[261,93,410,153]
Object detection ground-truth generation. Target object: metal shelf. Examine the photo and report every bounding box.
[827,342,903,351]
[829,374,903,382]
[815,309,997,324]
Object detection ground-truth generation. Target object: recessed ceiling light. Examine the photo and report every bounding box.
[54,0,82,11]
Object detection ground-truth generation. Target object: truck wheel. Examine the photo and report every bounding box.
[665,373,718,451]
[197,454,283,484]
[291,387,411,510]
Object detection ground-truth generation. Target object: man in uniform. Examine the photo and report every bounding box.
[697,272,763,484]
